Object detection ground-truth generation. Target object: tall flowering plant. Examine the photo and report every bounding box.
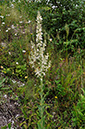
[29,11,51,129]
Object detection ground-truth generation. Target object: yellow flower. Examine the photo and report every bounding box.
[4,71,6,73]
[25,76,28,79]
[55,96,57,99]
[1,66,3,69]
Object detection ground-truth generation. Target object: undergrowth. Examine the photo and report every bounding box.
[0,0,85,129]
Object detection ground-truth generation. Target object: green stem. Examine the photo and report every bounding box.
[40,76,45,129]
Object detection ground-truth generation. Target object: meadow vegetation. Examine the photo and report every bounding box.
[0,0,85,129]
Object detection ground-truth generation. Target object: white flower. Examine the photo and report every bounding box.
[49,38,52,42]
[52,6,57,9]
[19,21,23,23]
[2,22,5,25]
[12,120,14,124]
[11,24,15,29]
[10,4,14,8]
[15,114,19,118]
[22,50,26,53]
[6,30,8,32]
[8,52,11,55]
[8,28,11,30]
[6,14,10,16]
[12,80,16,83]
[37,49,39,52]
[12,0,15,2]
[0,16,4,18]
[16,62,18,64]
[26,20,31,24]
[4,94,7,98]
[15,33,17,36]
[22,83,25,86]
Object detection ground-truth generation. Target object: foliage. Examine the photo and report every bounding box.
[41,0,85,50]
[72,88,85,128]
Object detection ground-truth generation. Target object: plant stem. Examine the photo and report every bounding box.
[40,76,45,129]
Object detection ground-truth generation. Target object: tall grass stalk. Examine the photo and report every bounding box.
[29,11,51,129]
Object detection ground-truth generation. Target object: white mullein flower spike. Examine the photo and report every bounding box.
[29,11,51,78]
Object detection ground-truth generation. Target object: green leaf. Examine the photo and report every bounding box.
[1,126,7,129]
[8,123,11,129]
[55,80,60,84]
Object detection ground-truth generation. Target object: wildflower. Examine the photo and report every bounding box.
[8,28,11,30]
[12,80,16,83]
[29,11,51,78]
[49,38,52,42]
[1,66,3,69]
[2,22,5,25]
[6,14,10,17]
[10,4,14,8]
[0,16,4,18]
[52,5,57,9]
[26,20,31,24]
[19,21,23,23]
[15,114,20,118]
[8,52,11,55]
[12,120,14,124]
[12,0,15,2]
[55,96,57,99]
[16,62,18,65]
[22,83,25,86]
[11,24,15,29]
[6,30,8,32]
[22,31,25,34]
[1,42,6,47]
[4,94,7,98]
[22,50,26,53]
[25,76,28,79]
[15,33,17,36]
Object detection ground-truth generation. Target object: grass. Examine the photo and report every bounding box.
[0,1,85,129]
